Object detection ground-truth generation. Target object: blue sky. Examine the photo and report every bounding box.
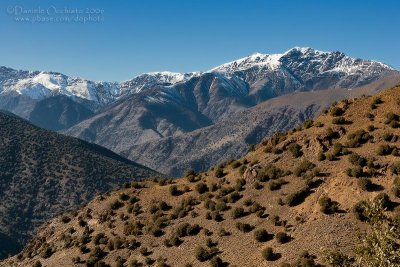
[1,0,399,81]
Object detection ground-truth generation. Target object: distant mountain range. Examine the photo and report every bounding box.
[0,47,398,176]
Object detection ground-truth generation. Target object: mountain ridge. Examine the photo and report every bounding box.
[1,47,395,107]
[0,112,158,258]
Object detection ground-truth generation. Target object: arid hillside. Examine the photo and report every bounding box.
[3,86,400,267]
[0,112,157,259]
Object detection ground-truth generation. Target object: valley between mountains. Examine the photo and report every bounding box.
[1,47,398,177]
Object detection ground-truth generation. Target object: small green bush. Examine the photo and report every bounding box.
[318,195,339,214]
[195,182,208,194]
[330,107,344,116]
[346,166,363,178]
[169,185,180,196]
[346,130,370,148]
[235,222,253,232]
[286,187,310,206]
[317,152,326,161]
[353,201,368,221]
[254,229,270,242]
[377,144,393,156]
[348,153,367,166]
[215,168,225,178]
[231,207,245,219]
[287,143,302,158]
[293,160,315,177]
[262,247,276,261]
[332,117,347,125]
[275,232,290,244]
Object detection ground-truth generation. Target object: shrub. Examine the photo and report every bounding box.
[262,247,275,261]
[209,256,224,267]
[257,164,284,182]
[326,153,335,161]
[253,182,263,190]
[234,178,246,191]
[374,193,391,210]
[269,178,287,191]
[324,127,340,141]
[235,222,253,232]
[315,121,324,127]
[346,130,370,148]
[332,117,346,125]
[230,160,241,169]
[254,229,270,242]
[227,191,241,203]
[175,223,201,237]
[275,232,290,244]
[61,216,70,223]
[40,246,54,259]
[195,182,208,194]
[185,170,197,182]
[353,201,368,221]
[318,195,339,214]
[231,207,245,219]
[390,161,400,175]
[322,249,354,267]
[385,112,399,124]
[331,107,344,116]
[215,168,225,178]
[372,97,383,105]
[293,160,315,177]
[169,185,180,196]
[317,152,326,161]
[346,166,363,178]
[365,112,374,120]
[367,125,375,131]
[270,132,287,146]
[110,200,124,210]
[377,144,393,156]
[93,233,108,245]
[288,143,303,158]
[286,187,310,206]
[249,202,263,213]
[86,246,106,266]
[348,153,367,166]
[332,143,344,156]
[194,246,215,262]
[32,261,42,267]
[303,119,314,129]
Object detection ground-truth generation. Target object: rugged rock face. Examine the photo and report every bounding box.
[0,112,157,258]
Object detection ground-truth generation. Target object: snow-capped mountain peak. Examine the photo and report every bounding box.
[0,47,396,108]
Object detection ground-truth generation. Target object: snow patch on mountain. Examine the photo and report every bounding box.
[0,47,396,107]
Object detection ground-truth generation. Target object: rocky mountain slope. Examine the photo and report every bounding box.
[0,68,199,130]
[4,85,400,267]
[0,112,157,259]
[66,74,400,177]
